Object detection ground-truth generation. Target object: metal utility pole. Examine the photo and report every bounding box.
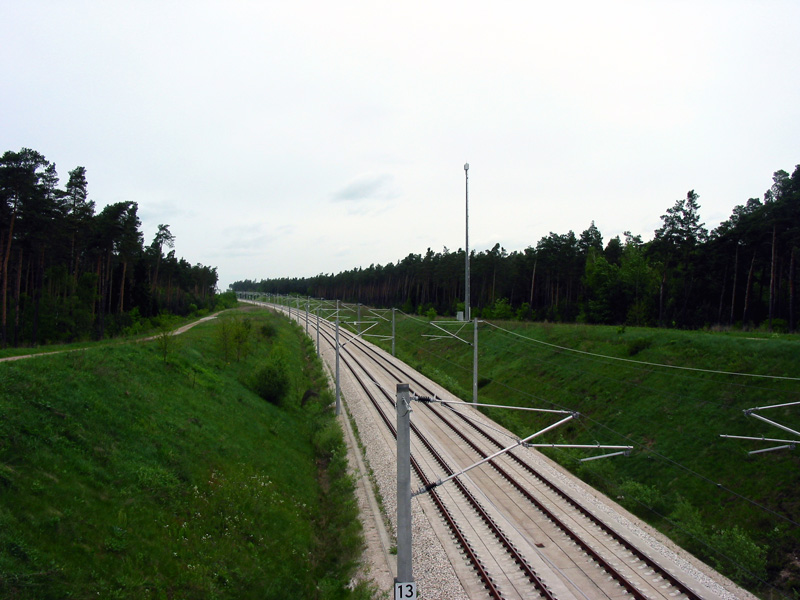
[464,162,470,322]
[473,318,478,405]
[316,308,320,357]
[335,318,341,416]
[395,383,416,599]
[392,308,396,357]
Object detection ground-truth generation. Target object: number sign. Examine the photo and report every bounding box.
[394,581,417,599]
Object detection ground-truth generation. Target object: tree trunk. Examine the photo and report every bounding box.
[529,259,537,306]
[106,256,114,320]
[118,260,127,314]
[658,267,668,327]
[32,251,44,346]
[13,249,22,347]
[1,209,17,347]
[790,247,796,333]
[768,224,777,331]
[729,244,739,325]
[95,255,103,337]
[742,252,756,327]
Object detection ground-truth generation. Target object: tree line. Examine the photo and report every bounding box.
[233,164,800,332]
[0,148,220,347]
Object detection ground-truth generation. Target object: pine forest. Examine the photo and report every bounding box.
[234,165,800,333]
[0,148,220,348]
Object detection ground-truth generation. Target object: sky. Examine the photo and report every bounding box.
[3,1,799,290]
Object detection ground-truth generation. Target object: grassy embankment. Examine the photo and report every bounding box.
[0,306,370,599]
[363,312,799,599]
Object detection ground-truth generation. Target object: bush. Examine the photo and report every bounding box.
[251,355,290,406]
[313,421,344,461]
[232,317,252,361]
[515,302,532,321]
[669,497,707,553]
[709,526,768,587]
[155,322,180,362]
[217,319,232,361]
[617,480,668,515]
[768,318,789,334]
[214,291,238,310]
[490,298,514,320]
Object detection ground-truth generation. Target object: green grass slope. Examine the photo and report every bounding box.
[0,308,368,600]
[374,315,800,599]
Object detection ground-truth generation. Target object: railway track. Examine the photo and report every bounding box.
[314,313,557,598]
[265,301,735,600]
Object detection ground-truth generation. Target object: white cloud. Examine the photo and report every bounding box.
[331,173,399,206]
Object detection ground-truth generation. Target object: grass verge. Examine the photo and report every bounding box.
[0,307,370,599]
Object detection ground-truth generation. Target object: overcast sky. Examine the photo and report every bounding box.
[3,1,799,290]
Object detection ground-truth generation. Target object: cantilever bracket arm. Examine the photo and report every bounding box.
[721,403,800,455]
[414,395,572,415]
[746,412,800,440]
[748,444,796,455]
[412,414,575,497]
[341,321,379,348]
[424,320,474,346]
[367,309,391,321]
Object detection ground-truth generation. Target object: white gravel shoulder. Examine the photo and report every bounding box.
[319,335,470,600]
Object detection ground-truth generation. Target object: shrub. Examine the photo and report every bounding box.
[710,526,768,587]
[515,302,532,321]
[213,291,238,309]
[232,317,252,361]
[669,497,708,554]
[617,480,668,515]
[218,319,232,361]
[155,323,180,362]
[768,318,789,334]
[490,298,514,320]
[313,421,344,462]
[251,355,290,406]
[260,322,277,338]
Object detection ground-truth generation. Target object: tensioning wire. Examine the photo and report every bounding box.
[483,321,800,381]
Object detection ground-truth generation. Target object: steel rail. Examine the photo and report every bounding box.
[309,308,556,599]
[324,312,705,600]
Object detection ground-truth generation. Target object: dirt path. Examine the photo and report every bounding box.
[0,312,224,364]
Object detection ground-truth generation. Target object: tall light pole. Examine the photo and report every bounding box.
[464,162,470,322]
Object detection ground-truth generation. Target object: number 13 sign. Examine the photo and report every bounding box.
[394,581,417,599]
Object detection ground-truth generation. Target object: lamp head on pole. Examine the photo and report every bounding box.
[464,163,469,172]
